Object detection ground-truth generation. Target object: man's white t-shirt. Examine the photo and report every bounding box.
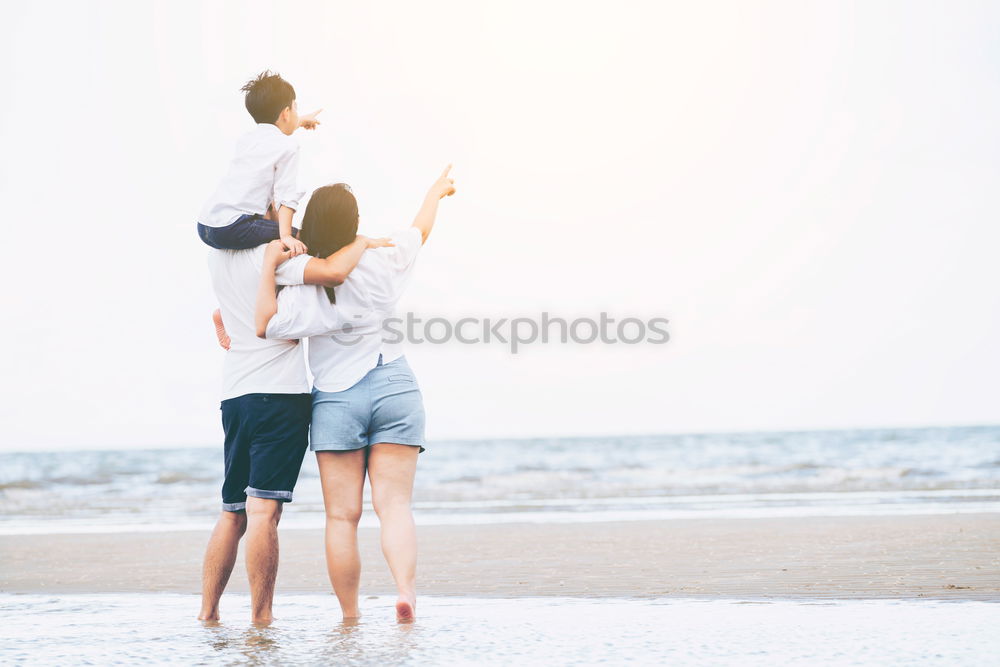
[265,227,423,392]
[207,246,312,400]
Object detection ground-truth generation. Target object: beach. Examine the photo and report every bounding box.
[3,431,1000,664]
[4,513,998,599]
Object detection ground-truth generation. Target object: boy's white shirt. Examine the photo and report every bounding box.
[266,227,423,392]
[207,246,312,400]
[199,124,306,227]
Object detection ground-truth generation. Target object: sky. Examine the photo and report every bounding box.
[1,0,998,451]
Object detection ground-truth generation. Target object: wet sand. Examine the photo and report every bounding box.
[2,514,998,599]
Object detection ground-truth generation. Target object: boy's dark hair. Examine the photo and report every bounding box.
[240,70,295,124]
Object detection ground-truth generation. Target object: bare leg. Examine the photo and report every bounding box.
[316,449,368,619]
[368,443,419,621]
[199,510,248,621]
[244,497,283,625]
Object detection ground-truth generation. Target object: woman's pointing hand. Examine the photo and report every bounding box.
[429,164,457,200]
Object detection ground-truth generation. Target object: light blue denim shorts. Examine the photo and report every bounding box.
[310,355,426,453]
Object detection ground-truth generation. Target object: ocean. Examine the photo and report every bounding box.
[2,425,999,665]
[2,425,999,535]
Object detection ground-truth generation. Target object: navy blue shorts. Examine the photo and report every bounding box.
[219,393,312,512]
[198,215,298,250]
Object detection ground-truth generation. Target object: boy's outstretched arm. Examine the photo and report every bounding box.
[302,235,395,288]
[299,108,323,130]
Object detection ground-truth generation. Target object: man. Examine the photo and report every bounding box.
[197,235,390,625]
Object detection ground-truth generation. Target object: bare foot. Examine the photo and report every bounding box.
[395,594,416,622]
[212,309,231,350]
[198,603,221,624]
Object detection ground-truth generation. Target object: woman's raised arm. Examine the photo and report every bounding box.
[411,164,457,243]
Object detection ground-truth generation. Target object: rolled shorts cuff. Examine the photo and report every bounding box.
[368,434,426,453]
[311,441,368,453]
[222,501,247,512]
[245,486,294,502]
[311,439,426,454]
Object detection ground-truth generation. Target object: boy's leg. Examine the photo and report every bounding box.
[203,215,294,250]
[197,223,224,249]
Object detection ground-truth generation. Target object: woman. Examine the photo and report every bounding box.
[254,166,456,621]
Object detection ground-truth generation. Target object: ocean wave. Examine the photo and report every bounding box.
[2,426,999,523]
[154,472,217,485]
[0,480,44,491]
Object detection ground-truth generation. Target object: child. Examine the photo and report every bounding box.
[198,70,321,253]
[198,70,321,348]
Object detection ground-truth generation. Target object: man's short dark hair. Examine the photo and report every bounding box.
[241,71,295,124]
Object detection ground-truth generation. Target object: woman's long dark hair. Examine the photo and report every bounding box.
[299,183,359,303]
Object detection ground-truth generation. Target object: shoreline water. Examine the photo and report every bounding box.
[3,492,1000,536]
[4,594,998,666]
[3,513,998,600]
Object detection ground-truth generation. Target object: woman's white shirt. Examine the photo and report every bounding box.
[265,227,423,392]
